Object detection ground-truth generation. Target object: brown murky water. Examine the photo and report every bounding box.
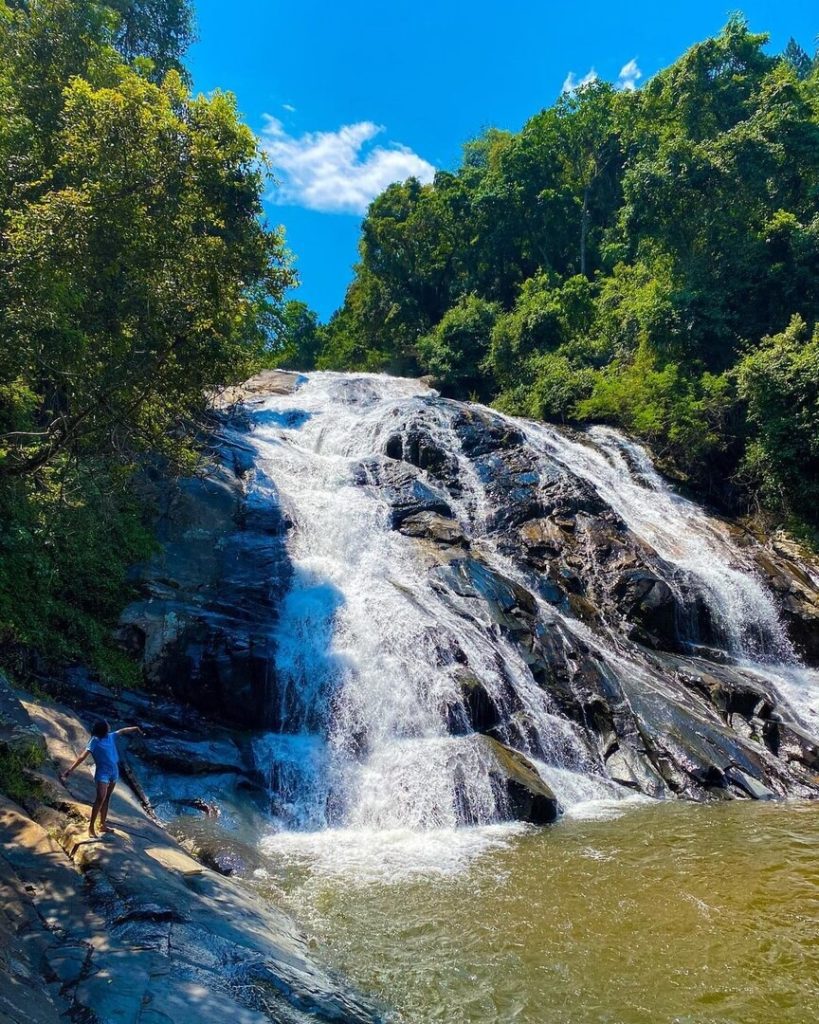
[259,801,819,1024]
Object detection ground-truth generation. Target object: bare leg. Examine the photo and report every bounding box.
[99,781,117,832]
[89,781,107,837]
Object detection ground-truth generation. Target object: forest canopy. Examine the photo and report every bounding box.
[300,17,819,538]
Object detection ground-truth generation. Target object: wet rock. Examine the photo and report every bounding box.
[748,534,819,665]
[433,557,538,627]
[116,374,819,815]
[197,848,244,877]
[669,659,774,725]
[1,692,386,1024]
[325,375,385,407]
[140,737,248,777]
[351,457,453,527]
[613,570,680,649]
[604,745,666,795]
[45,943,91,987]
[0,852,71,1024]
[452,407,525,457]
[621,678,791,800]
[237,959,382,1024]
[184,798,219,817]
[517,517,565,564]
[477,450,549,529]
[479,736,561,824]
[384,422,458,480]
[398,511,467,547]
[445,669,505,736]
[119,460,292,728]
[724,766,776,800]
[213,369,303,410]
[764,717,819,770]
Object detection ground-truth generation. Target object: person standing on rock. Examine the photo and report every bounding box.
[59,721,143,838]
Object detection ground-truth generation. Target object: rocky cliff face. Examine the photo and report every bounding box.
[118,372,299,729]
[119,373,819,819]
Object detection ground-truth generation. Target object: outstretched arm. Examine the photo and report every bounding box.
[114,726,144,736]
[60,750,89,782]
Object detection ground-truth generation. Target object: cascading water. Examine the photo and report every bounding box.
[226,372,819,877]
[520,421,793,662]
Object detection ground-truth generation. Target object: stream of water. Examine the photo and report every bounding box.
[241,373,628,855]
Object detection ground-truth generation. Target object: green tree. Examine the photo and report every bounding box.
[312,16,819,535]
[106,0,194,78]
[736,316,819,523]
[525,353,596,422]
[487,274,595,388]
[417,295,500,397]
[553,82,620,278]
[783,38,814,80]
[0,0,293,673]
[276,301,323,371]
[0,62,290,478]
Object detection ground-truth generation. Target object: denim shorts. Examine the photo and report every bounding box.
[95,771,119,785]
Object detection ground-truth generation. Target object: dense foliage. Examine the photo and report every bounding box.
[308,18,819,536]
[0,0,292,673]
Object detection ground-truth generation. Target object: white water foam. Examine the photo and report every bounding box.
[259,822,527,883]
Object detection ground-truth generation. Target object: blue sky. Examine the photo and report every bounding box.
[188,1,818,321]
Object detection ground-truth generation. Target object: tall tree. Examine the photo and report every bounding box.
[557,83,620,278]
[106,0,194,79]
[783,37,814,80]
[0,0,293,670]
[276,301,323,371]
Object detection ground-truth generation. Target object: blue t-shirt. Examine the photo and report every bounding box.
[86,734,119,779]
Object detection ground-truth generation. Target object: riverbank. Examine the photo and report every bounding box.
[0,674,383,1024]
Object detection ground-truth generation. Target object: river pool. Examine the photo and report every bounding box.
[254,801,819,1024]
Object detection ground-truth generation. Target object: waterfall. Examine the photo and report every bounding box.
[514,421,819,735]
[224,373,818,875]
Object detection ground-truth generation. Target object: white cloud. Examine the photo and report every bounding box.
[562,68,599,93]
[260,117,436,215]
[617,59,643,91]
[282,103,297,113]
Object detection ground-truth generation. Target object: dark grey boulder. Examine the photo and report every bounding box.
[452,406,525,457]
[397,511,467,547]
[747,537,819,665]
[118,458,292,728]
[479,736,561,824]
[445,669,506,736]
[350,456,453,527]
[138,736,247,777]
[613,570,681,649]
